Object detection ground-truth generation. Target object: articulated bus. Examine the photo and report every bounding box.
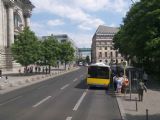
[86,63,111,89]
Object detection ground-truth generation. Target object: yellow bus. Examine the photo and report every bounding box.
[87,63,111,89]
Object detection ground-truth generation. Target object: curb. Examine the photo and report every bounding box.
[116,95,128,120]
[0,67,80,94]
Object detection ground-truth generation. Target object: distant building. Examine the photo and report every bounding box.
[91,25,123,64]
[78,48,91,62]
[0,0,34,70]
[42,34,78,62]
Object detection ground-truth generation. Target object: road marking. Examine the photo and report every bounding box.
[61,84,69,90]
[32,96,52,108]
[37,85,47,89]
[0,96,22,106]
[73,78,78,82]
[73,90,87,111]
[66,117,72,120]
[80,75,83,77]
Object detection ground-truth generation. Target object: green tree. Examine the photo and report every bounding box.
[59,41,75,69]
[11,27,40,70]
[40,35,60,73]
[113,0,160,76]
[85,56,90,64]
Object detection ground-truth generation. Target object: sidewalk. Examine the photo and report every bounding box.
[0,66,79,94]
[117,80,160,120]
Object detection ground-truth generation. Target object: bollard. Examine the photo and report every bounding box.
[0,84,5,90]
[146,109,149,120]
[25,79,30,83]
[135,97,138,111]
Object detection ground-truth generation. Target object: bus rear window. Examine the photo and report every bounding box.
[88,66,109,79]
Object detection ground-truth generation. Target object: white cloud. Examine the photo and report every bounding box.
[70,33,92,48]
[47,19,64,26]
[31,0,105,30]
[75,0,130,14]
[30,22,46,35]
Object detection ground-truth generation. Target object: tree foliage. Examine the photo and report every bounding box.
[40,35,60,73]
[85,56,90,64]
[59,41,75,69]
[113,0,160,75]
[11,27,40,67]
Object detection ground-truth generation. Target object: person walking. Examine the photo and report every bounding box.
[113,74,118,91]
[122,75,129,93]
[138,80,147,101]
[116,75,123,93]
[143,72,148,85]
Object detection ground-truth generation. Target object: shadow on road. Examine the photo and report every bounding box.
[75,79,88,89]
[126,113,160,120]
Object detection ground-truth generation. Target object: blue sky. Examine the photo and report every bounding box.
[30,0,135,48]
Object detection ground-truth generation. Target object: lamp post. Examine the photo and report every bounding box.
[115,49,118,75]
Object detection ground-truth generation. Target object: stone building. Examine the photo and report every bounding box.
[0,0,34,70]
[91,25,123,64]
[41,34,78,64]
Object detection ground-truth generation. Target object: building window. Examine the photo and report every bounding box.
[105,52,107,57]
[99,47,102,50]
[14,12,23,31]
[105,47,107,50]
[99,52,102,58]
[110,52,113,58]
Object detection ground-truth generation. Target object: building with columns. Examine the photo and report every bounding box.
[0,0,34,70]
[91,25,123,64]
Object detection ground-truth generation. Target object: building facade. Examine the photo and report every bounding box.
[91,25,123,64]
[42,34,79,63]
[0,0,34,69]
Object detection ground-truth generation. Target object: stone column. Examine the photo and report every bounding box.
[0,0,2,46]
[24,11,31,27]
[5,1,14,69]
[7,3,14,47]
[25,16,30,27]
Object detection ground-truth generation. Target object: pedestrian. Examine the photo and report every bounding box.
[122,75,129,93]
[143,72,148,86]
[5,76,8,83]
[113,74,118,91]
[116,75,123,93]
[0,69,2,78]
[137,80,147,101]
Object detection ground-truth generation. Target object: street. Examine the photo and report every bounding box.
[0,67,121,120]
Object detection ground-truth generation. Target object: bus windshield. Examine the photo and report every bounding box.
[88,66,109,79]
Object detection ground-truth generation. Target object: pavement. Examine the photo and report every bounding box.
[0,66,80,94]
[117,80,160,120]
[0,66,160,120]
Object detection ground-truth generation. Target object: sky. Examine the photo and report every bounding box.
[30,0,135,48]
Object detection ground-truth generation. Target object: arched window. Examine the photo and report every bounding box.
[14,12,22,30]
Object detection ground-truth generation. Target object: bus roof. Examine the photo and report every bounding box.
[89,62,110,68]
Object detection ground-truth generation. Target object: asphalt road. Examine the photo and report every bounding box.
[0,67,121,120]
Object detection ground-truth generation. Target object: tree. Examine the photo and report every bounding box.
[59,41,75,69]
[40,35,60,73]
[113,0,160,76]
[11,27,40,70]
[85,56,90,64]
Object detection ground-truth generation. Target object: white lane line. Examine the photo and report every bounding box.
[0,96,22,106]
[80,75,83,77]
[66,117,72,120]
[37,85,47,89]
[73,78,78,82]
[60,84,69,90]
[32,96,52,108]
[73,90,87,111]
